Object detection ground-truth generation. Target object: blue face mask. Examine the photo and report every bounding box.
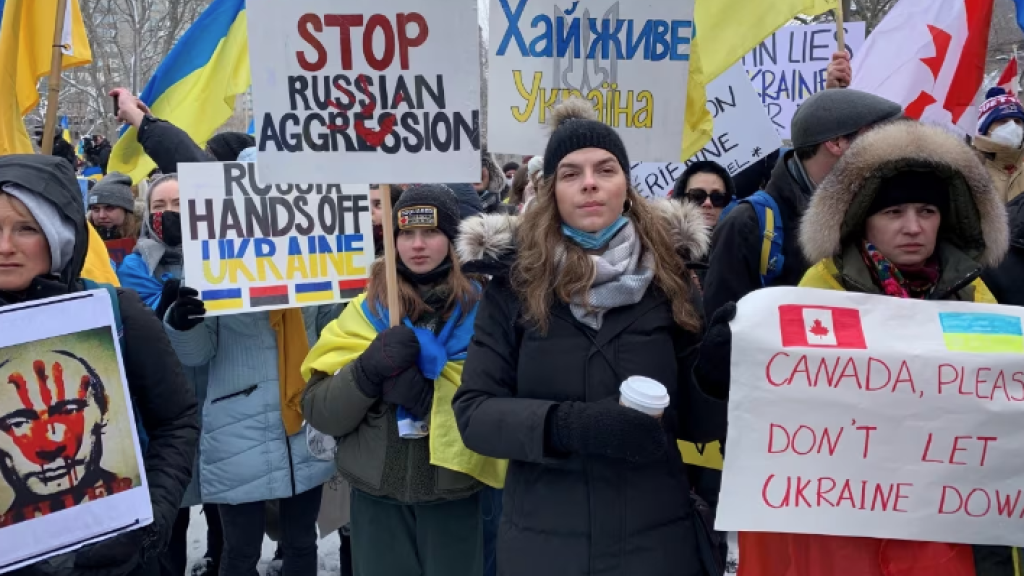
[561,215,629,250]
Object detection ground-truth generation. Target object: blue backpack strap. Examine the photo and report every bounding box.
[744,191,785,286]
[82,280,149,454]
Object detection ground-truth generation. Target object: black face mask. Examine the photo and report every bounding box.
[95,225,121,241]
[396,256,453,286]
[149,211,182,247]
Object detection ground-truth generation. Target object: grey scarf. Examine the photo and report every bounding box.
[556,221,655,330]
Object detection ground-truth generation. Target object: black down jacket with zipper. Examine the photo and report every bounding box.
[452,200,725,576]
[981,193,1024,306]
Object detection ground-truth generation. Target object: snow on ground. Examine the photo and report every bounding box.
[185,506,341,576]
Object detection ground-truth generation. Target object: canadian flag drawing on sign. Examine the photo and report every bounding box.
[778,305,868,349]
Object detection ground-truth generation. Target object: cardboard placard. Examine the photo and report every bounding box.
[178,162,374,316]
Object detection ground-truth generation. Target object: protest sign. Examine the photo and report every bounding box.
[0,291,151,573]
[247,0,481,185]
[716,287,1024,547]
[630,63,782,198]
[178,162,374,317]
[742,22,866,140]
[487,0,695,161]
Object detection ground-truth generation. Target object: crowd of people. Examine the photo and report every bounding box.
[1,50,1022,576]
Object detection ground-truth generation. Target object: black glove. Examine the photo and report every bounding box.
[154,278,181,321]
[696,302,736,401]
[72,527,148,574]
[165,286,206,331]
[547,397,668,463]
[382,366,434,420]
[352,326,420,398]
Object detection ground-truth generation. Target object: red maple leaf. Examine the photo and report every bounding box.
[808,319,830,339]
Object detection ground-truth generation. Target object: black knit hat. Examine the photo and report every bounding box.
[543,98,629,178]
[207,132,255,162]
[393,184,461,242]
[867,170,950,217]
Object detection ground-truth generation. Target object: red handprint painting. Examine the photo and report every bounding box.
[0,328,140,529]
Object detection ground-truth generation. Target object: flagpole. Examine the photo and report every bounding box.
[379,184,402,327]
[41,0,70,155]
[834,5,846,60]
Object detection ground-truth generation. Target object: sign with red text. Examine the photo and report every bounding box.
[716,287,1024,547]
[488,0,695,161]
[178,162,374,317]
[0,291,151,573]
[247,0,481,185]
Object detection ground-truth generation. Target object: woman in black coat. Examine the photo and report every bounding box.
[452,99,724,576]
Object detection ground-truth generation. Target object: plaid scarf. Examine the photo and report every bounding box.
[859,240,940,299]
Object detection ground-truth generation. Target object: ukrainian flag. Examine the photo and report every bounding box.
[940,312,1024,354]
[295,281,334,304]
[202,288,244,312]
[60,115,71,145]
[108,0,249,182]
[0,0,92,154]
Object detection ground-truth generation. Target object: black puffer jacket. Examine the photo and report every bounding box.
[702,150,814,321]
[452,202,723,576]
[981,193,1024,306]
[0,155,198,575]
[136,116,214,174]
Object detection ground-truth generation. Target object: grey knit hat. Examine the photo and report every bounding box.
[791,89,903,149]
[88,172,135,211]
[393,184,461,242]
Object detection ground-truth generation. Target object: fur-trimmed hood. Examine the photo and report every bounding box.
[800,120,1009,268]
[456,199,709,274]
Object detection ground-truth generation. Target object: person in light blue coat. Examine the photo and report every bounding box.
[162,295,338,576]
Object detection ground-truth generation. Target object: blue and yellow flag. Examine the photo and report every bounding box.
[0,0,92,155]
[108,0,250,182]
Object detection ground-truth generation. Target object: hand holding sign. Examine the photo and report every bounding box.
[826,51,852,89]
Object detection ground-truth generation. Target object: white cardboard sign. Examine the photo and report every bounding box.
[247,0,481,184]
[742,22,866,140]
[0,292,152,573]
[487,0,695,161]
[178,162,374,317]
[716,287,1024,547]
[631,63,782,198]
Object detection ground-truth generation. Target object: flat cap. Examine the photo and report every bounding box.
[791,89,903,149]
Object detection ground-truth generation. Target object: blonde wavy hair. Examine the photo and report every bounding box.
[366,245,482,324]
[511,175,700,334]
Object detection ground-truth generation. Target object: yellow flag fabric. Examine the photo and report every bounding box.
[81,223,121,287]
[682,0,837,160]
[107,1,250,183]
[0,0,92,155]
[302,294,508,489]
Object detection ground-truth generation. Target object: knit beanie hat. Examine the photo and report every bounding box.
[393,184,461,242]
[88,172,135,211]
[2,183,76,275]
[543,98,629,178]
[866,170,950,218]
[977,87,1024,136]
[207,132,256,162]
[791,89,903,149]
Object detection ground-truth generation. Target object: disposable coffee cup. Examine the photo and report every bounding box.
[619,376,670,417]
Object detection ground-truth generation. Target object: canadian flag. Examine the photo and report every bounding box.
[778,305,868,349]
[997,56,1020,96]
[850,0,995,135]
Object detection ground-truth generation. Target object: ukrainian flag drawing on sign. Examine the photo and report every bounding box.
[295,281,334,304]
[939,313,1024,354]
[202,288,244,312]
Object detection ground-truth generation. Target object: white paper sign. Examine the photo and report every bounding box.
[717,287,1024,547]
[247,0,481,184]
[487,0,695,161]
[742,23,866,140]
[0,291,152,573]
[630,63,782,198]
[178,162,374,317]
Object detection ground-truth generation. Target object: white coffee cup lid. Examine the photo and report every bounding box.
[619,376,670,414]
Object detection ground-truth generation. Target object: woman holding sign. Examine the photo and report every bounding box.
[703,120,1016,575]
[451,99,724,576]
[301,185,505,576]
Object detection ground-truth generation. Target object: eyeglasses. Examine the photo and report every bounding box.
[685,189,731,208]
